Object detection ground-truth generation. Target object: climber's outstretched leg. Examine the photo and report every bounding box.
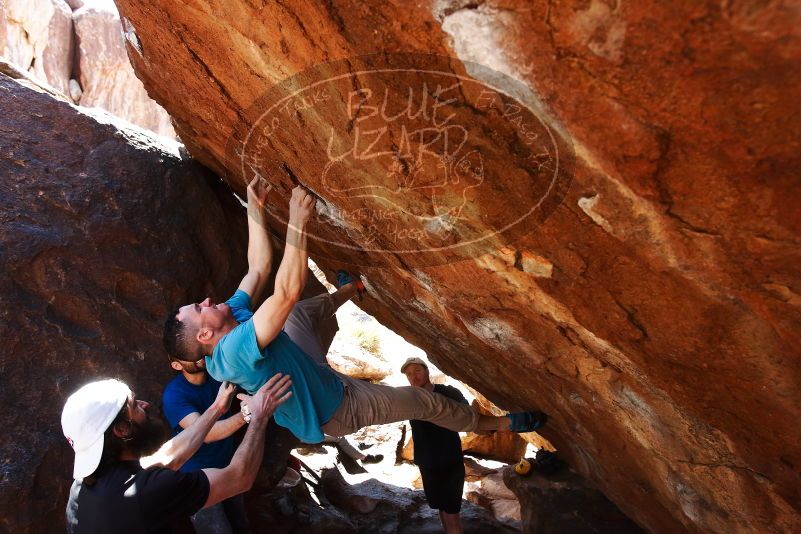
[320,375,547,437]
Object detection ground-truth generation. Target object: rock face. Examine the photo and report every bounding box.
[112,1,800,532]
[0,0,73,95]
[503,465,644,534]
[0,71,246,532]
[326,345,391,381]
[71,4,175,136]
[0,0,175,137]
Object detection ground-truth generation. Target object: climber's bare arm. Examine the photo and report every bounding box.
[238,177,274,306]
[252,187,314,349]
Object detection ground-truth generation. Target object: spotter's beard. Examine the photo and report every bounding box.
[127,412,170,458]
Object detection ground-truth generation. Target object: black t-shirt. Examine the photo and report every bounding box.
[66,460,210,534]
[410,384,467,469]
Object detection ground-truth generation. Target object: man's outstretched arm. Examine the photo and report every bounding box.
[141,382,235,470]
[237,177,274,306]
[202,373,292,507]
[177,410,246,444]
[252,186,315,349]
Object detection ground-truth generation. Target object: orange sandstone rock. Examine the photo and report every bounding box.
[113,1,801,531]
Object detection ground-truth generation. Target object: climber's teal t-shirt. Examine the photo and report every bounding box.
[205,290,344,443]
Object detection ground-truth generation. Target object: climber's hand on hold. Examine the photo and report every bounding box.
[247,176,272,211]
[288,186,315,227]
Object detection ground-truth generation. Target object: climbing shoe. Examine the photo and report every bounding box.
[508,410,548,433]
[361,454,383,464]
[335,269,367,300]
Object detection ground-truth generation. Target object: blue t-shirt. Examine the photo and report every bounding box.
[205,290,344,444]
[162,374,235,472]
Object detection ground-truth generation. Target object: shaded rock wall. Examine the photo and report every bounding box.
[503,465,643,534]
[0,71,246,532]
[111,1,801,532]
[0,0,175,137]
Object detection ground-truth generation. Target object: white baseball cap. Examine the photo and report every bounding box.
[61,379,131,479]
[400,357,429,373]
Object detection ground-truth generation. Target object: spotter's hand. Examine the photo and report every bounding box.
[213,381,236,414]
[237,373,292,423]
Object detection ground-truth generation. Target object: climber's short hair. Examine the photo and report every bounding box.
[163,308,203,363]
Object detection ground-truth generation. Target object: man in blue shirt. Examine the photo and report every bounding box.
[163,354,248,533]
[163,182,548,449]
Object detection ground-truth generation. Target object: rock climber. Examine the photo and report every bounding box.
[162,180,548,451]
[163,177,379,479]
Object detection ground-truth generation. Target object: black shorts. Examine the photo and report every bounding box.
[419,463,466,514]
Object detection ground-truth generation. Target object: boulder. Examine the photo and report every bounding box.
[464,456,498,481]
[461,431,527,464]
[71,3,175,137]
[320,467,520,533]
[467,388,556,452]
[405,388,551,463]
[466,469,521,524]
[460,397,530,462]
[503,465,643,534]
[0,0,73,95]
[108,0,801,531]
[403,429,527,465]
[401,429,414,463]
[0,70,247,532]
[326,345,391,381]
[0,0,176,137]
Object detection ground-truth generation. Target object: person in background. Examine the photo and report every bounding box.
[403,357,467,534]
[163,352,248,533]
